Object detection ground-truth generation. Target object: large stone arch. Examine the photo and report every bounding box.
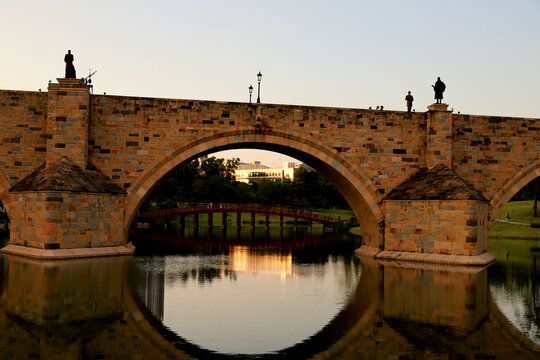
[489,159,540,221]
[124,128,384,249]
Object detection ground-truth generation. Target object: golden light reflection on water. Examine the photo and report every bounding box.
[0,250,538,358]
[229,246,293,279]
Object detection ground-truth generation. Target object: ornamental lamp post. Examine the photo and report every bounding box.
[256,71,262,103]
[249,84,253,103]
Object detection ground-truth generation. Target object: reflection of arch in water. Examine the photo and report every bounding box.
[126,256,378,359]
[126,259,540,359]
[1,254,539,358]
[124,129,384,250]
[489,159,540,221]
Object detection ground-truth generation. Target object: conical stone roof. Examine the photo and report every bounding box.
[10,157,125,194]
[384,164,487,201]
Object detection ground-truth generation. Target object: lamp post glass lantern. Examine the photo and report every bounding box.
[256,71,262,103]
[249,84,253,103]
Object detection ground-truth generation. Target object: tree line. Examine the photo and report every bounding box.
[140,156,349,213]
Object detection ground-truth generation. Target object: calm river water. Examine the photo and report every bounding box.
[0,228,538,359]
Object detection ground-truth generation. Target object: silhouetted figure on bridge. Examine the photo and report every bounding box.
[64,50,76,78]
[405,91,414,112]
[432,77,446,104]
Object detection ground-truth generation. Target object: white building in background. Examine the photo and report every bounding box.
[234,161,309,184]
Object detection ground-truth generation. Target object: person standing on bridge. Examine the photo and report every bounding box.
[432,77,446,104]
[405,91,414,112]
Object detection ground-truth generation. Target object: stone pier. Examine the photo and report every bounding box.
[1,79,134,259]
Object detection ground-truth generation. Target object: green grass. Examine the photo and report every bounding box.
[489,200,540,239]
[493,200,538,224]
[314,208,354,217]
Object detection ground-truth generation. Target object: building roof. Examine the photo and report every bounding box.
[10,157,126,194]
[384,164,487,201]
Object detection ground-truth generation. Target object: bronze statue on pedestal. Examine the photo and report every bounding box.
[432,77,446,104]
[64,50,76,78]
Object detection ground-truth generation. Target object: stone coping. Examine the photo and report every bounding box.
[0,244,135,260]
[427,103,450,111]
[355,247,496,267]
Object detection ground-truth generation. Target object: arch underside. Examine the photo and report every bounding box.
[125,129,384,248]
[489,159,540,220]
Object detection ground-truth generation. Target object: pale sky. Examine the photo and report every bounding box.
[2,1,539,164]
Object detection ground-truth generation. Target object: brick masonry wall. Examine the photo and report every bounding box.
[0,87,537,254]
[0,89,536,210]
[383,200,489,256]
[46,79,90,168]
[0,90,47,185]
[426,108,452,168]
[88,96,427,198]
[9,191,125,249]
[0,89,536,206]
[452,114,540,201]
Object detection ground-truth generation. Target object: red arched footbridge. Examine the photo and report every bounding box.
[139,204,347,230]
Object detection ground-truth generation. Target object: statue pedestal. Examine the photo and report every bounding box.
[427,103,449,111]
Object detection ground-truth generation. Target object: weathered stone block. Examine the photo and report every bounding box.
[383,199,489,256]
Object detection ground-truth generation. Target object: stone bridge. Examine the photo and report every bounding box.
[0,254,538,359]
[0,78,538,263]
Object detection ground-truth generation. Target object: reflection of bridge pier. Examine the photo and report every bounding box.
[0,255,126,359]
[378,260,488,330]
[316,259,540,359]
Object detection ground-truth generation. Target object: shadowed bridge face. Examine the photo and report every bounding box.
[0,80,538,259]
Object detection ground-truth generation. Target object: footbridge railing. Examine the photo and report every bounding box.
[139,204,345,228]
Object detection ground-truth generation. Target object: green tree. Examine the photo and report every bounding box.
[140,157,351,212]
